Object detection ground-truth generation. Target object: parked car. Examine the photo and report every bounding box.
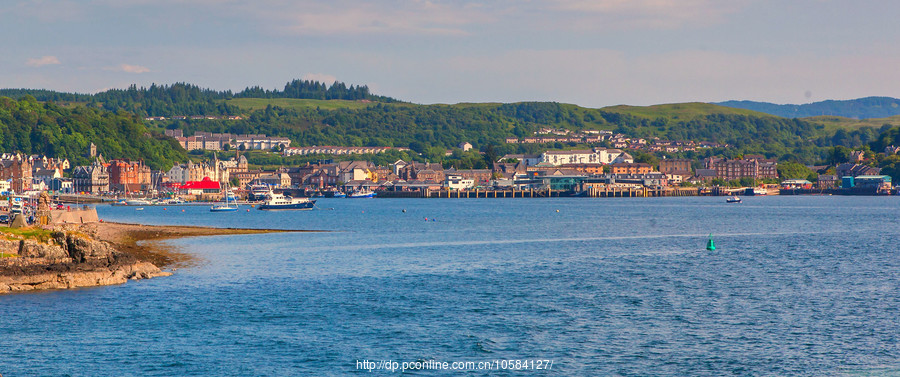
[0,214,9,224]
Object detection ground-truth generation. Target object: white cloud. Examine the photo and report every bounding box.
[541,0,747,30]
[118,64,150,73]
[26,55,61,67]
[246,1,491,36]
[301,73,338,84]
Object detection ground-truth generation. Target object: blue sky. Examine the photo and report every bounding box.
[3,0,899,107]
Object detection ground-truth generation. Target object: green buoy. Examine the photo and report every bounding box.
[706,234,716,251]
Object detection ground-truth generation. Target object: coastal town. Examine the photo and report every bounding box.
[0,132,894,208]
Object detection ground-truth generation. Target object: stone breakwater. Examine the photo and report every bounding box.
[0,224,171,293]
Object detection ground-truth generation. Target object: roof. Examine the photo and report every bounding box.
[180,177,220,190]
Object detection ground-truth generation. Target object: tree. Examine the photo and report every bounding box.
[777,162,815,180]
[238,143,246,151]
[223,143,231,151]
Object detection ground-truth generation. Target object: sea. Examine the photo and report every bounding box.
[2,196,900,376]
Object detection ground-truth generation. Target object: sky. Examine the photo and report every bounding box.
[2,0,899,107]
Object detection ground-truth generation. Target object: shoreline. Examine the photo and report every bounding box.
[95,222,317,268]
[0,222,315,294]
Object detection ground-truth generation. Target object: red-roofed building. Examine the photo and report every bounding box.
[179,177,221,195]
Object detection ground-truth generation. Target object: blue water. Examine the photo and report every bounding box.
[2,196,900,376]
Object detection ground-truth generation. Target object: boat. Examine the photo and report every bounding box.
[257,189,316,210]
[248,184,271,201]
[745,187,768,196]
[726,196,742,203]
[211,182,239,212]
[125,199,153,206]
[332,191,347,198]
[348,189,376,198]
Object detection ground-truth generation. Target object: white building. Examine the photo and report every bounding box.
[445,175,474,190]
[539,148,633,166]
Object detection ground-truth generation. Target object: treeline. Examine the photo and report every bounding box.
[234,80,396,102]
[0,96,186,170]
[157,101,867,164]
[0,79,397,117]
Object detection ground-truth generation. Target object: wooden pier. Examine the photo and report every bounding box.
[377,186,705,198]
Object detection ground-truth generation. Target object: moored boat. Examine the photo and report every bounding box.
[258,189,316,210]
[348,189,376,198]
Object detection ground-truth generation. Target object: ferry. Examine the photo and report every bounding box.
[745,187,768,196]
[258,190,315,210]
[248,184,271,201]
[348,189,376,198]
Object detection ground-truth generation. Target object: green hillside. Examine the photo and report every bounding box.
[802,115,900,133]
[0,96,186,170]
[602,102,775,120]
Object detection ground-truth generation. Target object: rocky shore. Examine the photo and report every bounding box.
[0,222,301,293]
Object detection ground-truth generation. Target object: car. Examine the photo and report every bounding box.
[0,214,9,223]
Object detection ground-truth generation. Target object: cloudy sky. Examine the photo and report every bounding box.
[2,0,898,107]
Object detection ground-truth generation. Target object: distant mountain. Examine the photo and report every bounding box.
[715,97,900,120]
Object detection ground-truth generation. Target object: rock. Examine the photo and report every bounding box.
[0,239,20,255]
[19,239,69,259]
[0,225,171,294]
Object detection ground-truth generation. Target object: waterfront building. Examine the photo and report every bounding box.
[72,160,109,194]
[705,156,777,181]
[0,154,33,193]
[107,159,152,192]
[659,158,692,174]
[836,163,881,178]
[609,163,653,175]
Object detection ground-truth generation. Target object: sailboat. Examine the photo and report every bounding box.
[210,181,238,212]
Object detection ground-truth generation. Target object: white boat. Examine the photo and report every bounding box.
[258,189,315,210]
[348,189,376,198]
[248,184,271,201]
[125,199,153,206]
[726,195,742,203]
[745,187,767,196]
[211,182,239,212]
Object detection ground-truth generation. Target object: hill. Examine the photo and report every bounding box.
[716,97,900,119]
[601,102,775,120]
[2,80,892,166]
[0,96,186,170]
[0,79,398,118]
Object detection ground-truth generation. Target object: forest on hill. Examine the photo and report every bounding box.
[0,96,186,170]
[1,80,897,171]
[0,79,396,118]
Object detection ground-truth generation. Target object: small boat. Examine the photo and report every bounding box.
[332,191,347,198]
[211,182,239,212]
[125,199,152,206]
[348,189,376,198]
[726,196,742,203]
[258,189,316,210]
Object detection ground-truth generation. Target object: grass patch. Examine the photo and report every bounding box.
[801,115,900,133]
[601,102,775,120]
[0,227,54,243]
[0,252,17,258]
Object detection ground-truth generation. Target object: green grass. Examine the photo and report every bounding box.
[601,102,775,120]
[222,98,379,111]
[0,252,17,258]
[801,115,900,133]
[1,227,54,243]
